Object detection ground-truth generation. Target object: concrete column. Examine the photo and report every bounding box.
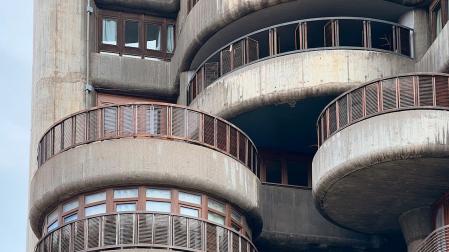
[399,207,433,252]
[399,8,430,61]
[177,71,194,105]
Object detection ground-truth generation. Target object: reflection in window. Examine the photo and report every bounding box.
[47,221,59,232]
[102,19,117,45]
[208,212,225,225]
[116,203,137,212]
[85,192,106,204]
[125,20,139,48]
[434,3,443,35]
[147,188,171,199]
[146,24,161,51]
[179,192,201,205]
[114,188,138,199]
[63,213,78,224]
[208,199,225,213]
[63,200,79,212]
[85,204,106,217]
[146,201,171,213]
[167,24,175,53]
[180,207,199,217]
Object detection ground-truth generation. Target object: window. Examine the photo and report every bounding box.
[146,201,171,213]
[208,212,225,225]
[63,200,79,213]
[430,0,448,39]
[231,209,241,222]
[146,23,161,51]
[167,24,175,53]
[208,199,225,213]
[125,20,139,48]
[47,209,59,232]
[180,207,199,217]
[147,188,171,199]
[85,204,106,217]
[47,221,59,232]
[287,161,309,187]
[179,192,201,205]
[116,203,137,212]
[102,18,117,45]
[63,213,78,224]
[114,188,138,199]
[266,160,282,184]
[85,192,106,204]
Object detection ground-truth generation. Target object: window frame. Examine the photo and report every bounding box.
[430,0,449,40]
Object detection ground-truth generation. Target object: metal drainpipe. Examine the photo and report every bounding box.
[85,0,94,108]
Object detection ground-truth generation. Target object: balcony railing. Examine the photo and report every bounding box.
[37,103,258,174]
[35,212,258,252]
[417,225,449,252]
[187,17,414,104]
[316,73,449,147]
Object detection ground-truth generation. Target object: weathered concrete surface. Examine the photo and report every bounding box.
[257,185,379,251]
[90,53,176,96]
[189,50,414,118]
[170,0,297,86]
[399,207,432,252]
[29,0,89,250]
[399,9,430,60]
[95,0,179,14]
[313,109,449,234]
[416,22,449,72]
[29,138,261,236]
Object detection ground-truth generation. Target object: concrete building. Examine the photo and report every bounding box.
[28,0,449,251]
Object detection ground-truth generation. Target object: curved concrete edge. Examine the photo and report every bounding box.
[95,0,179,14]
[416,21,449,72]
[399,207,433,252]
[170,0,297,85]
[189,50,415,118]
[257,185,379,250]
[90,53,177,97]
[29,138,261,237]
[384,0,428,6]
[312,109,449,229]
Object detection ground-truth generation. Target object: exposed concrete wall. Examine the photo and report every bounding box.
[29,138,261,236]
[189,50,414,118]
[90,53,176,96]
[399,207,432,252]
[29,0,89,250]
[312,109,449,233]
[257,185,378,251]
[416,23,449,72]
[177,71,194,105]
[399,9,430,60]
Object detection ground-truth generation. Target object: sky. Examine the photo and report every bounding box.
[0,0,33,251]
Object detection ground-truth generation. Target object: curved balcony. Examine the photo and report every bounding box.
[35,212,257,252]
[312,73,449,234]
[186,17,414,106]
[31,103,261,236]
[37,103,258,173]
[416,225,449,252]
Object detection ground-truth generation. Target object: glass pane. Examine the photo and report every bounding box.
[146,23,161,50]
[208,212,225,226]
[146,201,171,213]
[125,20,139,48]
[231,209,241,222]
[436,7,443,34]
[63,200,79,212]
[48,209,59,223]
[114,188,138,199]
[208,199,225,213]
[102,19,117,45]
[85,192,106,204]
[180,207,199,218]
[179,192,201,205]
[116,203,137,212]
[167,24,175,53]
[146,188,171,199]
[48,221,59,232]
[287,161,309,187]
[266,160,282,184]
[231,222,241,232]
[64,213,78,224]
[85,204,106,217]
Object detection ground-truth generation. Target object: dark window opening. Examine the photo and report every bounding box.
[399,27,411,57]
[276,23,297,53]
[306,20,328,48]
[249,30,270,59]
[125,20,139,48]
[266,160,282,184]
[339,20,364,47]
[371,22,394,51]
[287,161,309,187]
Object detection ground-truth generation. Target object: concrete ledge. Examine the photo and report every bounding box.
[29,138,261,236]
[90,53,176,97]
[189,50,414,118]
[416,23,449,72]
[313,109,449,234]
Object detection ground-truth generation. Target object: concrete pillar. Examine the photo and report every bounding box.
[177,71,194,105]
[28,0,88,251]
[399,207,433,252]
[399,8,430,61]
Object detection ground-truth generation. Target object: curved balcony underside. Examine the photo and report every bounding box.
[313,74,449,234]
[35,212,257,252]
[31,103,261,236]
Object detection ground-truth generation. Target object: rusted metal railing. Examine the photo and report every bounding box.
[37,103,258,174]
[187,17,414,104]
[35,212,258,252]
[316,73,449,146]
[417,225,449,252]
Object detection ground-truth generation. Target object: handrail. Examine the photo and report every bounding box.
[416,224,449,252]
[35,212,258,252]
[316,73,449,147]
[37,102,259,175]
[186,16,414,105]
